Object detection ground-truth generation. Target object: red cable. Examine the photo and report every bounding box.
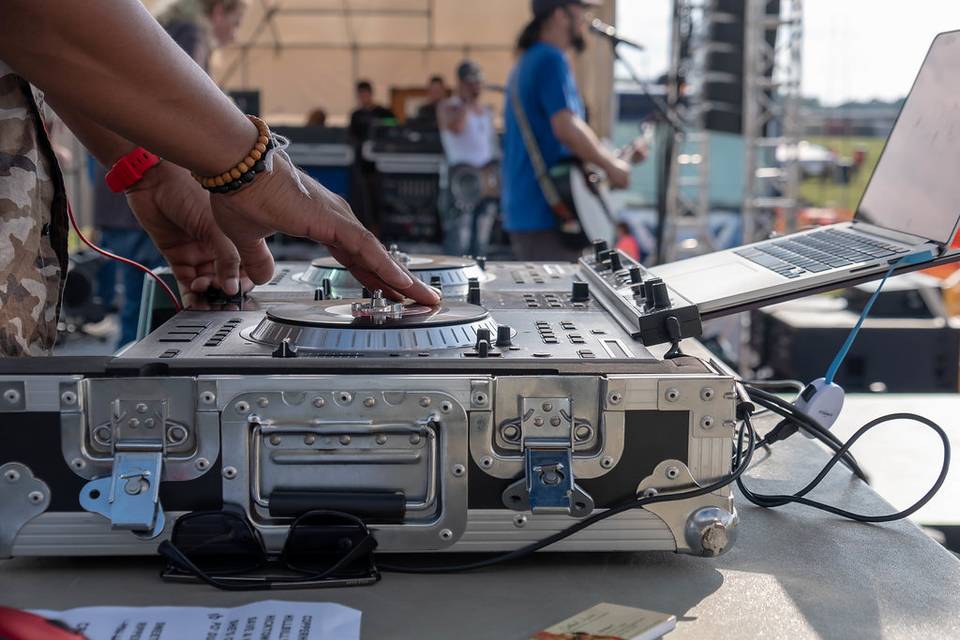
[65,201,183,312]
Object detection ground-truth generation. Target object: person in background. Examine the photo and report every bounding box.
[349,80,395,234]
[502,0,635,262]
[89,0,248,348]
[614,221,640,261]
[438,61,499,257]
[415,75,448,127]
[306,108,327,127]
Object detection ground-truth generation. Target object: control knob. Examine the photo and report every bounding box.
[571,281,590,303]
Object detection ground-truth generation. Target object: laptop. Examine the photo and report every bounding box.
[649,30,960,317]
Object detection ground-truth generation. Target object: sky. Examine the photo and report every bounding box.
[617,1,960,105]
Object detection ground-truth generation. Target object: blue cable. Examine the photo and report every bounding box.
[824,250,936,384]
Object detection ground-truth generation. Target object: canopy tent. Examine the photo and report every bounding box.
[200,0,617,134]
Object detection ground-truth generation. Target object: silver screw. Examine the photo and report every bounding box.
[269,434,282,446]
[533,417,544,427]
[127,418,140,429]
[513,514,528,528]
[235,400,250,413]
[608,393,622,405]
[136,403,148,414]
[304,434,317,445]
[4,469,20,483]
[440,401,452,413]
[363,396,376,408]
[339,434,352,446]
[666,466,680,480]
[665,388,680,403]
[600,456,614,469]
[375,434,387,445]
[71,457,86,470]
[480,456,493,469]
[223,466,238,480]
[61,390,77,405]
[419,396,432,407]
[409,433,422,445]
[700,388,715,402]
[439,529,453,541]
[257,397,269,408]
[542,402,554,412]
[642,488,658,498]
[701,416,715,430]
[574,425,592,441]
[3,388,20,404]
[195,458,210,471]
[201,391,216,405]
[452,464,465,477]
[28,491,44,504]
[312,397,326,408]
[550,416,561,427]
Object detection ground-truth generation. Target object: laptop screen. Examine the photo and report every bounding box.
[855,31,960,245]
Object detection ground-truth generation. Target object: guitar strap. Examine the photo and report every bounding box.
[508,69,574,219]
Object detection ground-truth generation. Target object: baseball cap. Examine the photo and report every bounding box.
[457,60,483,83]
[532,0,602,18]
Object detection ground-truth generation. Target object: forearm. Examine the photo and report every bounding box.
[553,112,618,170]
[0,0,256,176]
[45,96,136,168]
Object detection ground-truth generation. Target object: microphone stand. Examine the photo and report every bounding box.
[604,42,685,265]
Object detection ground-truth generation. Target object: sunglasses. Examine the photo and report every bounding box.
[158,509,380,590]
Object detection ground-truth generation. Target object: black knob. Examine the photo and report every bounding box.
[477,340,491,358]
[593,240,609,261]
[631,282,646,300]
[496,325,512,347]
[571,281,590,303]
[649,280,671,310]
[644,277,663,309]
[609,252,623,271]
[430,276,443,291]
[322,278,332,298]
[629,267,643,284]
[475,328,491,349]
[468,287,482,306]
[314,288,325,301]
[362,287,371,299]
[597,249,612,268]
[272,338,298,359]
[476,256,487,271]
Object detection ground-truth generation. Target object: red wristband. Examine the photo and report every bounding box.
[105,147,160,193]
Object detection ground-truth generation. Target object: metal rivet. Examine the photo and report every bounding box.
[257,397,269,408]
[71,457,86,470]
[542,402,553,412]
[472,393,487,406]
[513,514,528,528]
[127,418,140,429]
[665,388,680,402]
[666,466,680,480]
[550,416,561,427]
[701,416,715,430]
[92,425,113,446]
[339,434,352,445]
[608,393,622,405]
[136,403,148,414]
[144,418,156,429]
[419,396,432,407]
[439,529,453,541]
[4,469,20,482]
[452,464,465,477]
[533,417,544,427]
[312,397,326,408]
[304,434,317,445]
[574,425,592,441]
[363,396,376,407]
[167,425,188,446]
[440,401,452,413]
[338,392,353,404]
[600,456,614,469]
[201,391,216,405]
[701,387,715,401]
[375,434,387,445]
[642,488,658,498]
[409,433,422,445]
[235,401,250,413]
[502,425,520,441]
[61,391,77,405]
[195,458,210,471]
[269,434,281,446]
[28,491,44,504]
[3,388,20,404]
[480,456,493,469]
[223,466,238,480]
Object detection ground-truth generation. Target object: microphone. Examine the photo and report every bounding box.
[589,18,645,51]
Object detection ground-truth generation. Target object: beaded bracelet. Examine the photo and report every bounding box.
[194,115,275,194]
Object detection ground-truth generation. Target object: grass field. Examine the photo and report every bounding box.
[798,136,887,211]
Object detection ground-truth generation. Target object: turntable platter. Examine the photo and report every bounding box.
[294,250,488,292]
[244,297,498,352]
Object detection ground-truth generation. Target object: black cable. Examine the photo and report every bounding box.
[378,415,758,574]
[736,413,950,523]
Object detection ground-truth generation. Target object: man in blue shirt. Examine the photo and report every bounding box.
[502,0,634,261]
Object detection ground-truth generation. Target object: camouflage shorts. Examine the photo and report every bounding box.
[0,69,68,357]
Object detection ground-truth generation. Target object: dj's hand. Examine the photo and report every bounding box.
[209,152,441,305]
[126,162,253,296]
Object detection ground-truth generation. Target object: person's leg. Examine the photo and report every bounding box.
[470,200,498,258]
[508,229,584,262]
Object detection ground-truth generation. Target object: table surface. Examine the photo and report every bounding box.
[2,421,958,640]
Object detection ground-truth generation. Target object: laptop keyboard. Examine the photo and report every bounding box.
[734,228,911,279]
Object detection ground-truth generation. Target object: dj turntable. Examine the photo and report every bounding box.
[2,246,738,559]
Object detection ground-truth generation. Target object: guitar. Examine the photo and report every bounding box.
[448,160,501,213]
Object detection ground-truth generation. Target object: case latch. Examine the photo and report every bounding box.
[502,397,594,518]
[79,399,167,539]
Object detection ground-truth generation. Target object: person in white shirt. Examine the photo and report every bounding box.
[438,61,500,257]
